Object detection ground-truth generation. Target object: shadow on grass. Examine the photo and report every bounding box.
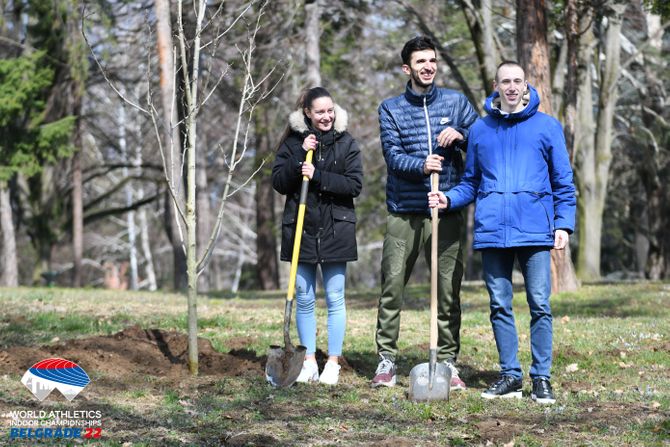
[344,349,499,391]
[551,293,665,319]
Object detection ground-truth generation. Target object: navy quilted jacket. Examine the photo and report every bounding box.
[445,85,576,249]
[379,82,479,214]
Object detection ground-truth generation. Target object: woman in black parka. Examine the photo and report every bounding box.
[272,87,363,386]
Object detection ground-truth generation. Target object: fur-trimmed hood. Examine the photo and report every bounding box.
[288,104,348,134]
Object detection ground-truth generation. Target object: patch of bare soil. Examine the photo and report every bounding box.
[0,325,265,380]
[474,401,669,445]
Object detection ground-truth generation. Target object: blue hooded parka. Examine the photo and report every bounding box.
[445,85,576,249]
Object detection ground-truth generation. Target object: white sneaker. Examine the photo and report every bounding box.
[295,360,319,383]
[443,360,467,391]
[318,361,341,385]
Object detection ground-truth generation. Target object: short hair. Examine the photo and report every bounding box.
[495,60,525,82]
[401,36,436,65]
[301,86,332,110]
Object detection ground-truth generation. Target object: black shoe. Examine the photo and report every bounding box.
[481,375,523,399]
[531,378,556,404]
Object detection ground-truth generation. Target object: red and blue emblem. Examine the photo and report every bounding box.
[21,358,90,401]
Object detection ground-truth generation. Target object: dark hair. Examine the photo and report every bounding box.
[495,60,525,82]
[302,86,332,110]
[274,86,333,151]
[401,36,436,65]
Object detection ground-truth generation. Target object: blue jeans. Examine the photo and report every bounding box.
[295,262,347,356]
[481,247,552,379]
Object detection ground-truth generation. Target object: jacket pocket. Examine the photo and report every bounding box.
[514,192,554,234]
[332,204,357,223]
[474,191,501,234]
[282,195,299,224]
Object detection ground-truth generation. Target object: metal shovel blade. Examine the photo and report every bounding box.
[265,300,306,388]
[265,343,306,388]
[408,361,451,402]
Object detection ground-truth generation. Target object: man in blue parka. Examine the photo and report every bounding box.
[371,36,479,390]
[429,61,576,404]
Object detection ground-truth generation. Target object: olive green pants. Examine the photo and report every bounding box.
[375,211,464,362]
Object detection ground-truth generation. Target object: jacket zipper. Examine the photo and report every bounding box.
[423,97,433,155]
[503,122,509,246]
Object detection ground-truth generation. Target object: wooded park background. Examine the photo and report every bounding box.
[1,0,668,295]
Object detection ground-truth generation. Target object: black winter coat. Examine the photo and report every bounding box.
[272,106,363,264]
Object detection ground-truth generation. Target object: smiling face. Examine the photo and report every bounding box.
[493,64,527,113]
[402,49,437,93]
[304,96,335,132]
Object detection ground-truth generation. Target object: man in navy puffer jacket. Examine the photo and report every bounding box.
[371,36,478,390]
[430,61,576,404]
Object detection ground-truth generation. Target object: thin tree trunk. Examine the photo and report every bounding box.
[155,0,187,291]
[255,107,279,290]
[305,0,321,87]
[464,204,476,280]
[196,133,211,293]
[71,144,83,288]
[0,181,18,286]
[232,213,250,293]
[517,0,579,292]
[176,0,208,376]
[138,207,157,290]
[552,40,567,114]
[119,103,139,290]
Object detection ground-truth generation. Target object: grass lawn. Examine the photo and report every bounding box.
[0,282,668,446]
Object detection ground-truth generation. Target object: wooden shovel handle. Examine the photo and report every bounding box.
[430,173,439,350]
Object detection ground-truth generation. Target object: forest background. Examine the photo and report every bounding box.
[0,0,668,296]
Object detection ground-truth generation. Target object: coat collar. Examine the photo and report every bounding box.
[404,81,438,107]
[484,84,540,121]
[288,104,348,135]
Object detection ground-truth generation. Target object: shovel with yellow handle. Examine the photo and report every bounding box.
[265,149,314,388]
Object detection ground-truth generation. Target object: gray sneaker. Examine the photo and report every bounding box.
[371,355,396,388]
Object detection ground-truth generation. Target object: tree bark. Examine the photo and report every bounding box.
[196,132,211,293]
[637,11,668,279]
[400,0,481,113]
[255,106,280,290]
[0,181,18,286]
[516,0,552,112]
[464,204,477,280]
[563,0,579,164]
[517,0,579,292]
[305,0,321,87]
[575,5,626,281]
[155,0,187,290]
[574,14,598,280]
[71,144,83,287]
[118,103,139,290]
[174,0,207,375]
[459,0,497,95]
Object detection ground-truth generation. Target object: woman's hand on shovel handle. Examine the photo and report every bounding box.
[428,191,449,210]
[301,162,315,180]
[302,134,318,151]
